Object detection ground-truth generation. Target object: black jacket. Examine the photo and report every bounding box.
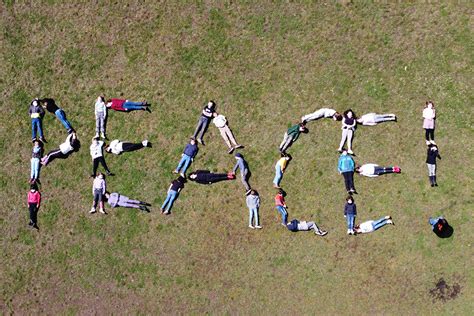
[426,147,441,164]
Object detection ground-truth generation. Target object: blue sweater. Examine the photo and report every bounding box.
[338,154,355,173]
[183,143,198,158]
[344,203,357,216]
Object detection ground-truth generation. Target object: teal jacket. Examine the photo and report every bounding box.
[338,154,355,173]
[287,124,301,141]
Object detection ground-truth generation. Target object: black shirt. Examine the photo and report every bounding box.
[426,147,441,164]
[170,180,184,191]
[40,98,60,113]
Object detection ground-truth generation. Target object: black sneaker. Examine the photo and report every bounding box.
[145,107,151,113]
[228,147,235,154]
[106,172,115,176]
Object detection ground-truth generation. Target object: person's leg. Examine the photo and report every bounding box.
[181,155,192,174]
[281,137,293,152]
[254,207,260,226]
[219,127,232,148]
[121,201,141,209]
[338,129,348,150]
[349,215,355,231]
[429,129,435,141]
[165,191,178,212]
[346,215,352,230]
[121,142,144,152]
[124,101,144,107]
[55,109,72,130]
[42,149,61,165]
[161,191,172,210]
[197,119,210,141]
[33,158,40,179]
[273,165,283,187]
[92,158,99,176]
[348,171,355,191]
[208,173,232,183]
[342,172,350,191]
[346,129,353,152]
[372,217,389,230]
[30,158,36,179]
[193,117,205,139]
[37,119,44,138]
[31,119,38,140]
[276,206,287,224]
[98,156,111,173]
[279,133,289,151]
[95,114,101,135]
[123,102,145,111]
[241,169,251,191]
[306,221,319,232]
[297,221,310,231]
[425,129,430,141]
[224,125,238,146]
[28,204,35,225]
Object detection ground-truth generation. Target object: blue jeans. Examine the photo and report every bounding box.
[161,190,179,212]
[276,205,288,224]
[273,165,283,186]
[55,109,72,131]
[249,207,259,226]
[175,154,192,174]
[372,217,390,231]
[30,158,41,179]
[123,101,143,111]
[193,116,210,140]
[31,118,44,139]
[346,214,355,230]
[429,216,444,228]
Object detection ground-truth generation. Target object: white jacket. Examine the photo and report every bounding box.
[95,98,106,115]
[108,139,123,155]
[90,140,104,159]
[213,114,227,128]
[301,108,336,122]
[359,164,379,177]
[92,178,106,194]
[59,134,74,154]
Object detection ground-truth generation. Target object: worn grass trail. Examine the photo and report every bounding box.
[0,2,473,314]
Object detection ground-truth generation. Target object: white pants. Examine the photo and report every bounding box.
[339,128,353,151]
[297,221,319,232]
[427,164,436,176]
[219,125,238,148]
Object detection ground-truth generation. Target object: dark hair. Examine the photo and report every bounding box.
[343,109,356,119]
[30,183,38,191]
[346,195,353,202]
[208,100,216,109]
[177,176,186,183]
[425,100,435,107]
[106,99,112,103]
[334,113,343,121]
[72,139,81,151]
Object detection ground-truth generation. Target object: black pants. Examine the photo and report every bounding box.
[342,171,355,191]
[425,129,435,141]
[28,203,38,224]
[374,166,394,176]
[122,142,144,152]
[45,149,69,164]
[92,156,110,176]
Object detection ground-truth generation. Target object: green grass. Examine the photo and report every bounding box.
[0,1,473,314]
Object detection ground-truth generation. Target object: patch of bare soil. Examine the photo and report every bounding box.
[429,277,462,303]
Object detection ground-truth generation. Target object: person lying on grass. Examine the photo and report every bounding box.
[104,192,151,212]
[356,113,397,126]
[355,164,401,177]
[41,132,80,166]
[161,176,186,215]
[106,98,151,113]
[354,216,394,234]
[105,139,152,155]
[188,170,236,185]
[286,218,328,236]
[301,108,342,123]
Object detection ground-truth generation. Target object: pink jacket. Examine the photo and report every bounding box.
[27,190,41,207]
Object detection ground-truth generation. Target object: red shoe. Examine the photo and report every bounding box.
[227,172,236,179]
[394,166,401,173]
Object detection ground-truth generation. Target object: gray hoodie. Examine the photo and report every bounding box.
[246,194,260,209]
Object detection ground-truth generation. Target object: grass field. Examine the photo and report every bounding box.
[1,1,473,314]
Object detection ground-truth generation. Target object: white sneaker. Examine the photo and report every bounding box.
[316,230,328,236]
[255,225,262,229]
[100,133,106,139]
[425,140,431,145]
[348,149,354,155]
[248,225,255,229]
[142,140,148,147]
[94,133,99,139]
[180,173,185,178]
[385,215,392,220]
[387,219,394,225]
[347,229,351,235]
[89,207,96,214]
[99,208,106,214]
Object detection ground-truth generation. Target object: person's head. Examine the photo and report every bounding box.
[31,99,39,107]
[33,140,39,147]
[189,173,197,180]
[333,112,343,121]
[426,101,434,109]
[354,225,361,233]
[278,189,286,197]
[97,96,105,103]
[235,153,243,160]
[355,163,361,173]
[190,138,196,145]
[344,109,354,118]
[105,146,111,153]
[104,191,110,199]
[212,112,218,117]
[177,175,186,184]
[92,137,99,144]
[341,149,348,156]
[30,183,38,192]
[97,173,104,180]
[207,100,216,109]
[250,190,258,196]
[346,196,354,204]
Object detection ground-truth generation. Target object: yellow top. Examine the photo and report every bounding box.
[276,157,288,172]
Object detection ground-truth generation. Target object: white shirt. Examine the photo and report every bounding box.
[92,178,106,194]
[359,164,379,177]
[301,108,336,122]
[108,139,123,155]
[59,134,74,154]
[95,98,106,114]
[213,114,227,128]
[358,221,375,233]
[357,113,377,126]
[422,108,435,120]
[90,141,104,159]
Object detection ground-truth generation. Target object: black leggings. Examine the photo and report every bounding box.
[425,129,435,141]
[28,203,38,224]
[92,156,110,176]
[45,149,69,165]
[342,171,355,191]
[122,142,144,152]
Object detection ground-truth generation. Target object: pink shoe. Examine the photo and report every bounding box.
[394,166,401,173]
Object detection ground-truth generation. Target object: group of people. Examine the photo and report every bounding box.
[26,97,446,238]
[160,101,258,227]
[273,107,401,236]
